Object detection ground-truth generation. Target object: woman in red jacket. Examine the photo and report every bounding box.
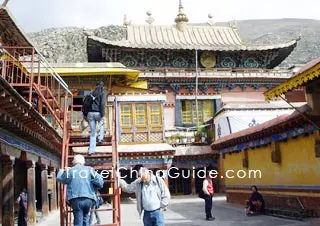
[202,172,215,221]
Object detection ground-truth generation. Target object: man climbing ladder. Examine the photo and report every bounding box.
[59,98,121,226]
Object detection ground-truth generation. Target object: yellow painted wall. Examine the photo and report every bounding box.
[223,134,320,187]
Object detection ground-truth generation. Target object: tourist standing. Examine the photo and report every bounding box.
[202,172,215,221]
[16,188,27,226]
[119,167,170,226]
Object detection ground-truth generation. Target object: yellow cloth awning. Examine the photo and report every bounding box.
[111,85,148,93]
[264,58,320,100]
[39,63,140,83]
[43,67,139,83]
[129,80,148,89]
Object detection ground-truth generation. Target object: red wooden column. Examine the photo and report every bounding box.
[27,161,37,225]
[2,156,15,226]
[218,154,226,192]
[41,165,49,216]
[57,176,60,210]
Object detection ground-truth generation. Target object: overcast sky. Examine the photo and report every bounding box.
[6,0,320,32]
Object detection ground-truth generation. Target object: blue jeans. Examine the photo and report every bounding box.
[143,209,164,226]
[71,198,94,226]
[88,112,105,154]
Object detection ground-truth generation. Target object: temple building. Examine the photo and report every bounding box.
[83,1,299,194]
[212,58,320,217]
[39,63,176,183]
[0,6,72,225]
[1,0,317,225]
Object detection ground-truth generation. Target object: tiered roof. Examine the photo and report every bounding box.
[89,24,298,52]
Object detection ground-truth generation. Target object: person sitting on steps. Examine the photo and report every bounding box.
[245,185,265,216]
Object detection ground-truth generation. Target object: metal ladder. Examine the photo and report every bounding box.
[60,100,121,226]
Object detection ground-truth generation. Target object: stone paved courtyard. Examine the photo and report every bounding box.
[38,195,319,226]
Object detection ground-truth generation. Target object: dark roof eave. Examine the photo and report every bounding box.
[0,6,34,49]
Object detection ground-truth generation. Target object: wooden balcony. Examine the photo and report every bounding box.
[0,46,73,136]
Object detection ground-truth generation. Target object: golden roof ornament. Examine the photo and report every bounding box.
[175,0,188,31]
[208,13,215,26]
[146,11,155,25]
[123,14,131,27]
[229,19,238,29]
[200,51,216,68]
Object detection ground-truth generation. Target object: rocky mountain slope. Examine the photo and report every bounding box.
[27,19,320,68]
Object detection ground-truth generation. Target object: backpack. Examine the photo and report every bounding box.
[82,91,96,117]
[198,189,206,199]
[199,179,214,199]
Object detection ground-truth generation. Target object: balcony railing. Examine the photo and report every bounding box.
[136,67,293,78]
[0,46,73,135]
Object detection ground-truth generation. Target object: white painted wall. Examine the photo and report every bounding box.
[214,109,296,140]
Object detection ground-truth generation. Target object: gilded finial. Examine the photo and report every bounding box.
[229,19,237,29]
[208,13,215,26]
[123,14,131,27]
[146,11,155,25]
[296,34,302,41]
[175,0,188,31]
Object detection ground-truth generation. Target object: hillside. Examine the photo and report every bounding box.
[28,19,320,68]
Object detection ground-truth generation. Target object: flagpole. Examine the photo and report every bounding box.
[195,49,199,127]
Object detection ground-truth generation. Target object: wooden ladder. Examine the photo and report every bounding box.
[60,100,121,226]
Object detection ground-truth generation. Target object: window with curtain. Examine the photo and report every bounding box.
[119,102,163,143]
[150,103,161,125]
[120,104,132,126]
[135,104,147,126]
[181,100,214,124]
[119,102,162,127]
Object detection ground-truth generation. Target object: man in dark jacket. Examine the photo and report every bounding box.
[83,81,107,154]
[16,188,27,226]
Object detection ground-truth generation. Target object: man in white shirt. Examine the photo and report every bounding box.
[120,167,171,226]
